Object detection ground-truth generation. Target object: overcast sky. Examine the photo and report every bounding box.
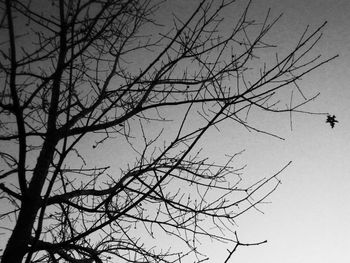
[111,0,350,262]
[212,0,350,262]
[122,0,350,261]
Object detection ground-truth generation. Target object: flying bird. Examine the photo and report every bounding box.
[326,115,338,128]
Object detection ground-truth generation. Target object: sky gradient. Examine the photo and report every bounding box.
[132,0,350,261]
[215,0,350,262]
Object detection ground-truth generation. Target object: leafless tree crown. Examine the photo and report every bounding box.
[0,0,337,262]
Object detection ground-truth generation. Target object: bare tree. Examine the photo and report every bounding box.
[0,0,337,262]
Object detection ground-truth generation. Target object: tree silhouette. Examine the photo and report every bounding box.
[0,0,337,262]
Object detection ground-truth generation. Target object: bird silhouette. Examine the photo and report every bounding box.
[326,115,338,128]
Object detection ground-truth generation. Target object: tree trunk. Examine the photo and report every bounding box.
[1,197,40,263]
[2,136,58,263]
